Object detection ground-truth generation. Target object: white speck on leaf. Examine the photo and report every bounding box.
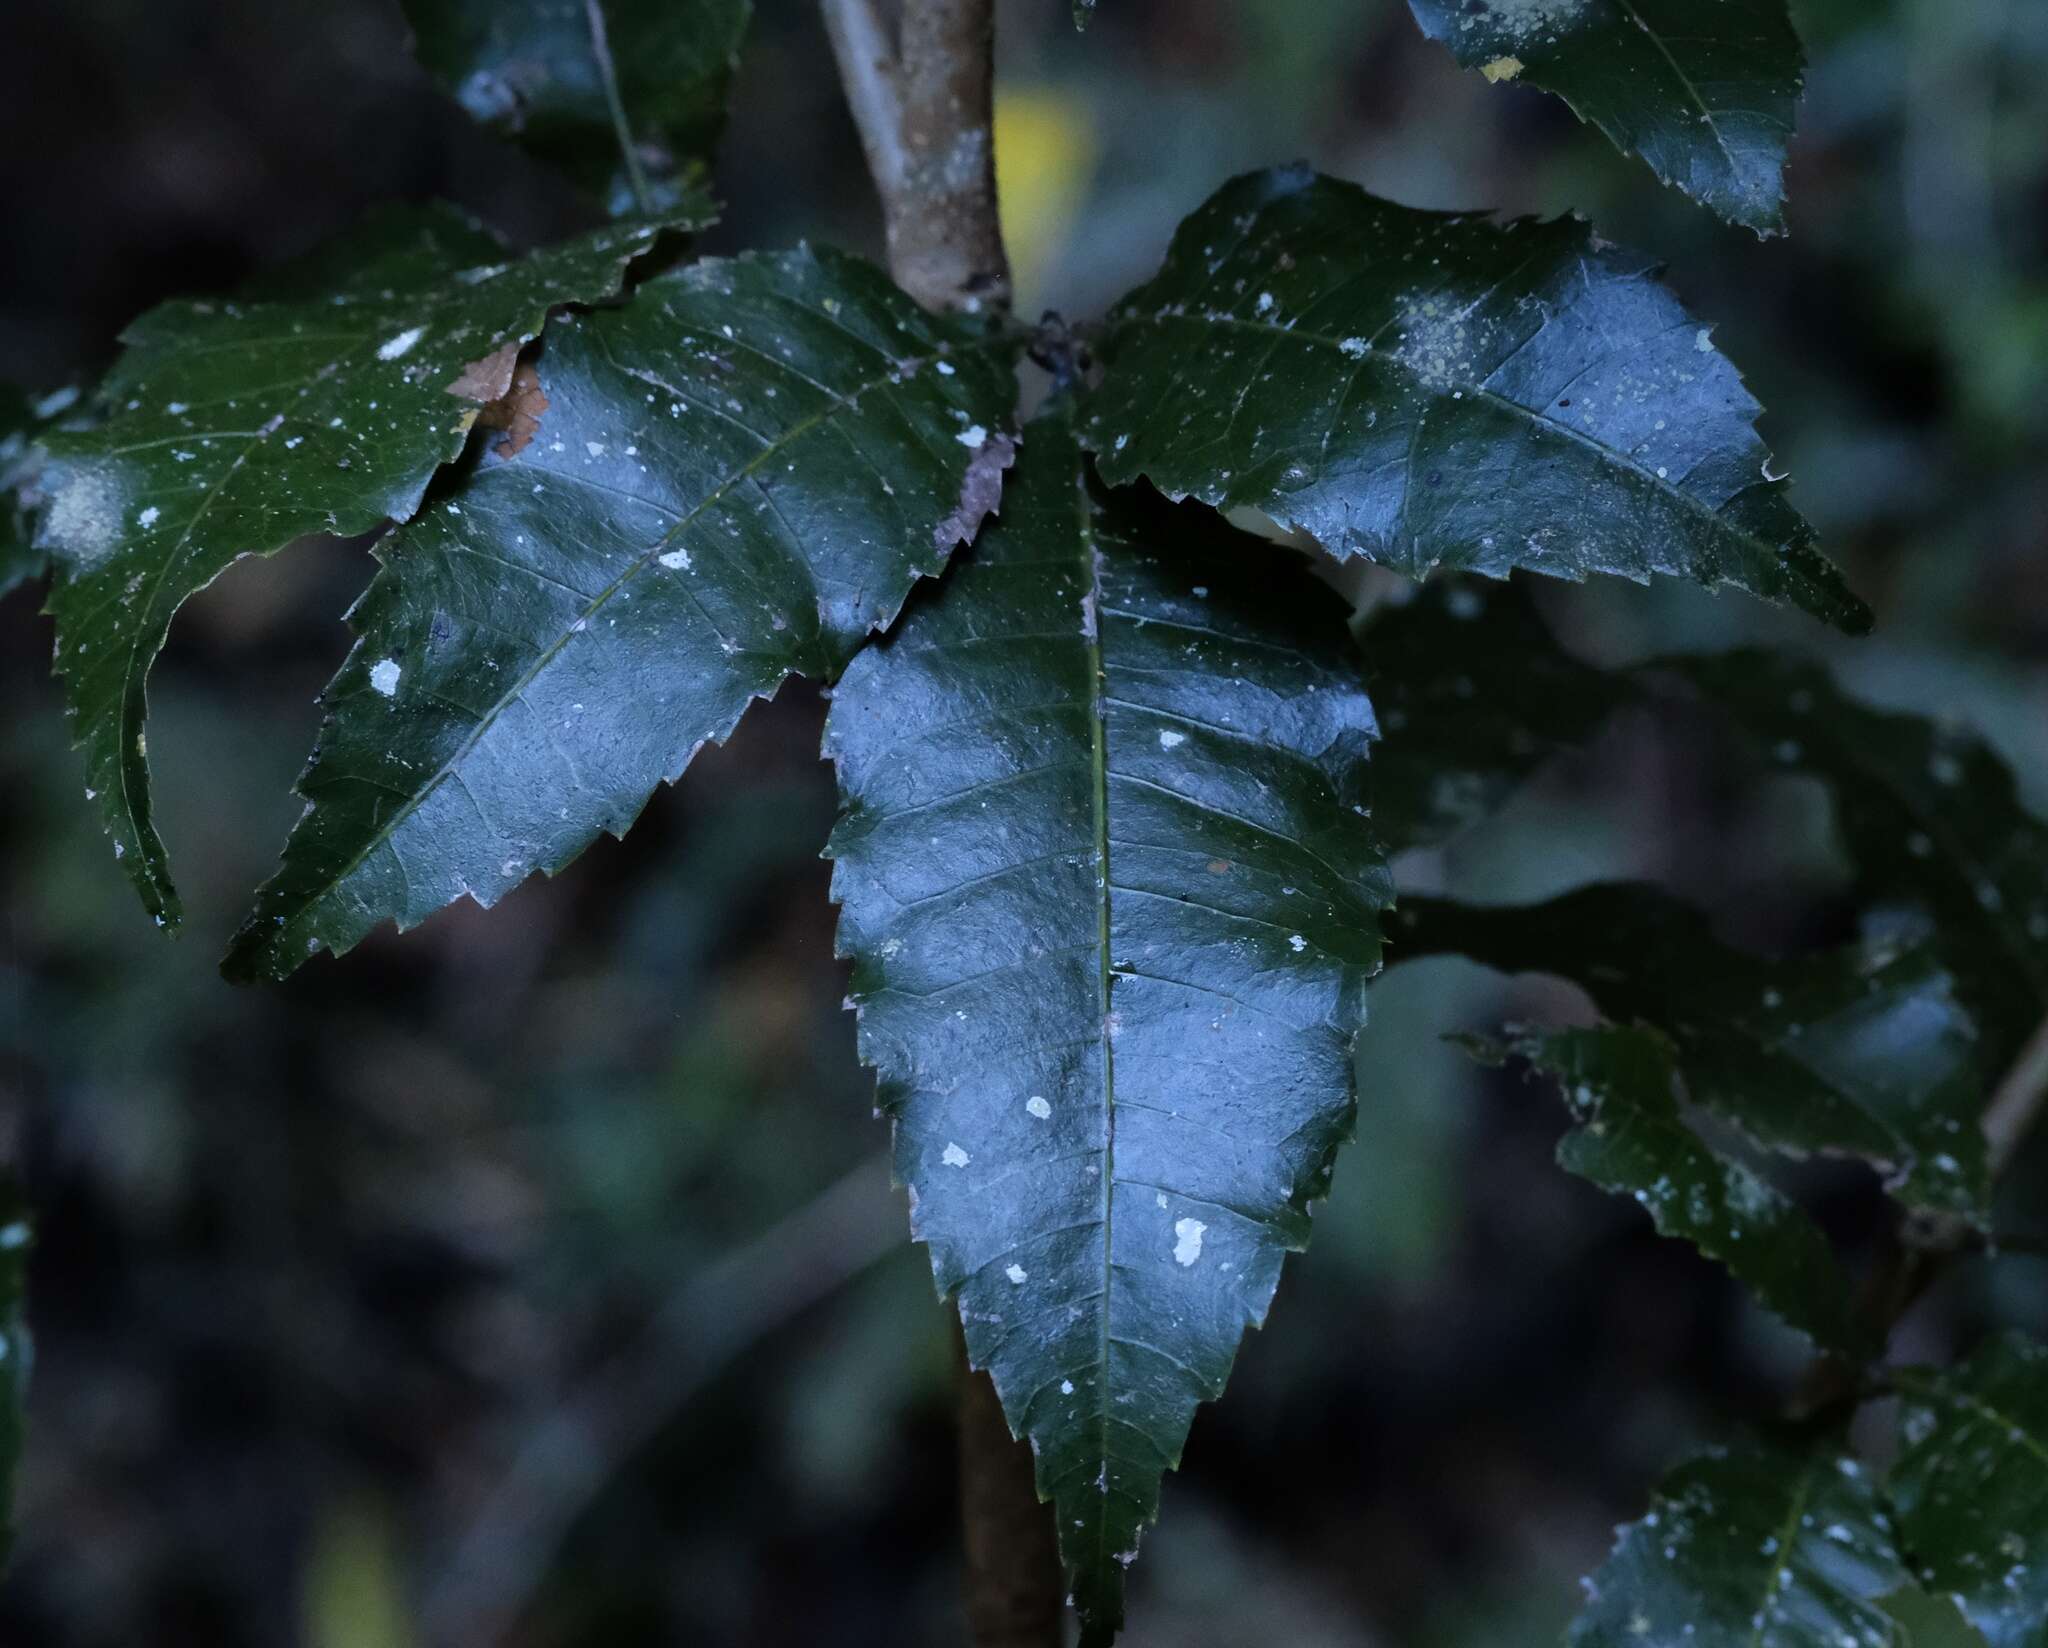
[369,658,402,698]
[1289,934,1306,952]
[376,325,426,361]
[1172,1218,1206,1266]
[956,424,988,450]
[1159,729,1186,749]
[942,1142,970,1168]
[1026,1096,1052,1119]
[658,549,693,571]
[1005,1263,1028,1285]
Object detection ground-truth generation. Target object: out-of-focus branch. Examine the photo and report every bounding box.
[1983,1008,2048,1181]
[421,1155,906,1647]
[820,0,1012,314]
[957,1326,1064,1648]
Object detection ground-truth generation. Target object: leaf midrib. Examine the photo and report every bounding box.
[1077,457,1123,1589]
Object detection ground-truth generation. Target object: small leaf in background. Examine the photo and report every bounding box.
[1397,886,1993,1219]
[225,246,1019,984]
[401,0,752,214]
[0,1187,28,1572]
[1086,167,1867,633]
[1363,576,1628,853]
[827,408,1389,1645]
[1569,1436,1910,1647]
[36,205,705,932]
[1405,0,1805,236]
[1667,652,2048,1072]
[1472,1025,1866,1355]
[1891,1336,2048,1647]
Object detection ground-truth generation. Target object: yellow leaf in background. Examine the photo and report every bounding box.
[994,88,1098,313]
[303,1491,416,1648]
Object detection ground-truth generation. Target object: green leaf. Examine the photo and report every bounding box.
[224,245,1020,984]
[1364,576,1627,852]
[401,0,751,214]
[1084,166,1867,634]
[1891,1335,2048,1647]
[1570,1436,1910,1647]
[1471,1024,1865,1355]
[1398,886,1993,1218]
[1405,0,1804,237]
[1878,1588,1993,1648]
[38,207,703,932]
[826,408,1391,1644]
[1664,652,2048,1071]
[0,1187,28,1570]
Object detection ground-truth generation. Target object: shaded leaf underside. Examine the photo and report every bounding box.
[225,244,1019,983]
[1407,0,1804,235]
[1398,886,1993,1218]
[1085,166,1866,633]
[401,0,752,213]
[1475,1025,1864,1354]
[827,409,1389,1643]
[38,203,708,929]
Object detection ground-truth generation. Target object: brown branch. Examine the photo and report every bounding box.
[957,1323,1064,1648]
[820,0,1013,315]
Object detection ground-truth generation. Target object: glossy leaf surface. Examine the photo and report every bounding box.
[1474,1025,1863,1354]
[1398,886,1992,1218]
[226,245,1018,983]
[1892,1335,2048,1647]
[1406,0,1804,235]
[39,206,703,930]
[827,410,1390,1644]
[1085,167,1866,632]
[1571,1437,1910,1646]
[402,0,751,213]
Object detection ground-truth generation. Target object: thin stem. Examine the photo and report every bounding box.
[820,0,1012,314]
[584,0,654,215]
[1983,1009,2048,1181]
[820,0,907,197]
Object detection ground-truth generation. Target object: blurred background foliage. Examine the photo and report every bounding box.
[1,0,2045,1643]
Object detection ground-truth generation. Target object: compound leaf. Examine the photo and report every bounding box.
[1472,1024,1865,1355]
[225,244,1019,984]
[38,205,706,931]
[402,0,752,214]
[1399,886,1993,1219]
[1892,1335,2048,1647]
[827,408,1390,1644]
[1405,0,1804,236]
[1571,1436,1911,1647]
[1085,166,1866,633]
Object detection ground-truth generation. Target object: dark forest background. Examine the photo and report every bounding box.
[2,1,2046,1643]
